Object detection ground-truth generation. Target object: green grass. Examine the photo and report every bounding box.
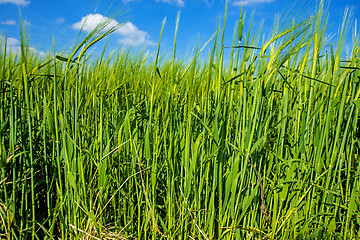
[1,1,360,239]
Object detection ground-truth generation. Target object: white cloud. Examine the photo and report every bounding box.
[0,0,30,6]
[72,14,118,32]
[0,36,45,56]
[116,22,156,46]
[155,0,184,7]
[55,17,65,24]
[72,14,155,46]
[232,0,274,6]
[1,20,16,25]
[7,37,20,46]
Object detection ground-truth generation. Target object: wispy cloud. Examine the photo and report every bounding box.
[122,0,184,7]
[23,20,31,26]
[155,0,184,7]
[232,0,274,6]
[55,17,65,24]
[202,0,214,7]
[0,0,30,6]
[0,20,16,25]
[72,14,155,46]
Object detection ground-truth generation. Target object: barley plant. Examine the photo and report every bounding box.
[0,1,359,239]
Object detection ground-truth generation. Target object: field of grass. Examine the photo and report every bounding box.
[1,2,360,239]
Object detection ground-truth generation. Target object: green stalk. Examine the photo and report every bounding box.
[22,62,36,239]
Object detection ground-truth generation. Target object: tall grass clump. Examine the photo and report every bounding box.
[1,1,360,239]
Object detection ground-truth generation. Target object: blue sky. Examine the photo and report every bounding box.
[0,0,359,59]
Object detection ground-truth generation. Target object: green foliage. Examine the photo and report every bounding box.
[0,2,359,239]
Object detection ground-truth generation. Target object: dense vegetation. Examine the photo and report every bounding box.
[1,2,360,239]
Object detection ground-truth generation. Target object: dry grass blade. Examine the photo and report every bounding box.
[132,140,165,237]
[220,226,274,240]
[249,154,270,222]
[69,224,102,240]
[100,140,131,161]
[179,186,209,240]
[98,166,152,216]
